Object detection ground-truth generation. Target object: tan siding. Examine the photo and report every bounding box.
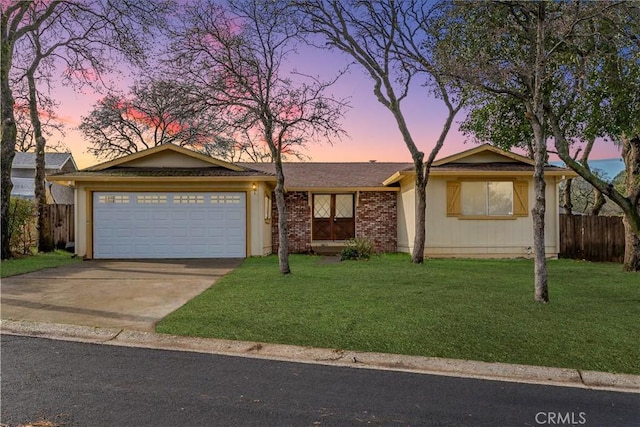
[123,151,216,168]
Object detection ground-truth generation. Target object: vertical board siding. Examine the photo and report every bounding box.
[48,204,74,247]
[559,214,624,262]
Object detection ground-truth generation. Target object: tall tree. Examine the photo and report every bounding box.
[80,79,234,161]
[545,3,640,271]
[433,1,626,301]
[168,0,347,273]
[2,2,58,259]
[1,0,170,258]
[440,1,639,274]
[298,0,464,264]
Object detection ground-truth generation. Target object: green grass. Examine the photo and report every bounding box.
[0,250,81,278]
[156,254,640,375]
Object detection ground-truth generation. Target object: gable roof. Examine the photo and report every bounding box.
[432,143,535,166]
[85,144,245,172]
[12,152,77,170]
[383,144,575,185]
[240,162,413,189]
[48,144,275,183]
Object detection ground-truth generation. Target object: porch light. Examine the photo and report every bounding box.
[252,182,257,194]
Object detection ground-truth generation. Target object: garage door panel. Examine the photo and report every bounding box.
[93,192,246,259]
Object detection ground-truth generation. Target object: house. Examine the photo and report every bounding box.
[47,143,575,259]
[11,152,78,205]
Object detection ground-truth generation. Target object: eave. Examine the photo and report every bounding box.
[47,175,277,184]
[285,186,400,192]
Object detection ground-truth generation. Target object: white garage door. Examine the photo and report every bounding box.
[93,192,246,259]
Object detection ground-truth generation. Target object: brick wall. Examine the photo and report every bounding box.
[356,191,397,253]
[272,191,312,253]
[272,190,397,254]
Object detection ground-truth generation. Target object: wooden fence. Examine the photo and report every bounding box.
[559,214,624,262]
[48,204,74,248]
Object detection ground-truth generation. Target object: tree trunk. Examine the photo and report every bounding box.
[622,135,640,272]
[412,154,426,264]
[27,72,54,252]
[530,3,549,303]
[623,217,640,272]
[562,178,573,215]
[1,32,17,259]
[532,132,549,303]
[273,155,290,274]
[590,189,605,216]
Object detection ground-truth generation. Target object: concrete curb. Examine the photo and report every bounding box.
[2,319,638,393]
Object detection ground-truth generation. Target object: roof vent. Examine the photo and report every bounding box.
[369,160,377,163]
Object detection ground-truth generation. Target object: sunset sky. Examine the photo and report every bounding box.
[48,42,622,170]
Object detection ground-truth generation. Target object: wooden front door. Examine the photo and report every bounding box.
[312,194,355,240]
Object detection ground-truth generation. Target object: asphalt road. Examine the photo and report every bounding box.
[1,335,638,426]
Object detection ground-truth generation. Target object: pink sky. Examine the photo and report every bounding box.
[49,47,622,169]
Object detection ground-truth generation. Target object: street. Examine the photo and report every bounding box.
[1,335,638,426]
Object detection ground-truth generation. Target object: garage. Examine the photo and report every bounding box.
[93,191,246,259]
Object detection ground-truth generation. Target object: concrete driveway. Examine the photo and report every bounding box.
[1,259,242,331]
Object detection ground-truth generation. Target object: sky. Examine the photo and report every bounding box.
[47,37,623,170]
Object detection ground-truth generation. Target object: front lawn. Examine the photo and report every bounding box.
[0,250,80,278]
[156,254,639,375]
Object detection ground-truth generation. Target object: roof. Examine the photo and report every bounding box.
[85,144,244,172]
[47,143,576,188]
[240,162,413,189]
[54,167,272,178]
[432,162,566,172]
[10,177,36,199]
[12,152,76,170]
[432,143,535,166]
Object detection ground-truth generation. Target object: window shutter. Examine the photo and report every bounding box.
[446,181,461,216]
[513,181,528,216]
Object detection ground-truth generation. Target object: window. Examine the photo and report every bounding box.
[98,194,129,204]
[136,194,167,204]
[462,181,513,216]
[174,195,204,204]
[264,195,272,222]
[447,180,528,218]
[211,194,241,204]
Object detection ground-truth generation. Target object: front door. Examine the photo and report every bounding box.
[312,194,355,240]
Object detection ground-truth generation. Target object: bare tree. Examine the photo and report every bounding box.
[1,0,171,258]
[167,0,347,273]
[80,79,235,160]
[298,0,464,264]
[13,87,66,153]
[2,2,58,259]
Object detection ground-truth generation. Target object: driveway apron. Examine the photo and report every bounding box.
[1,259,242,331]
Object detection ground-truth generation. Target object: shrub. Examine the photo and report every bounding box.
[8,197,36,255]
[341,237,375,261]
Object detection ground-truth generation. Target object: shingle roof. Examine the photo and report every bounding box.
[239,162,413,188]
[12,152,74,169]
[50,166,272,178]
[432,162,566,172]
[10,177,36,199]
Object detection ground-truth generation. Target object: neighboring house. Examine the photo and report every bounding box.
[48,143,575,260]
[11,152,78,205]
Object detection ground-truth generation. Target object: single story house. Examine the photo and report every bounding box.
[48,143,575,259]
[11,152,78,204]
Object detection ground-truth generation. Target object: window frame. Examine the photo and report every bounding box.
[446,179,528,220]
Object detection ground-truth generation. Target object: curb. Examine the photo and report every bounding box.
[2,319,638,393]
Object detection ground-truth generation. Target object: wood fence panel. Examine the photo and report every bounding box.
[559,214,624,263]
[47,204,74,247]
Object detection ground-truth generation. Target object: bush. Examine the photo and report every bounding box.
[8,197,36,255]
[340,237,375,261]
